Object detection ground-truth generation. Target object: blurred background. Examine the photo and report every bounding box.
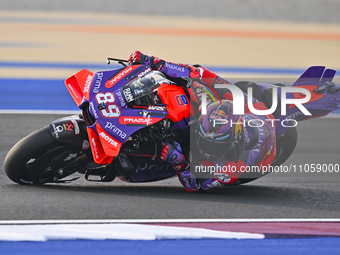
[0,0,340,111]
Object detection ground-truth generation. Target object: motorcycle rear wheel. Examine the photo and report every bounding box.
[234,126,298,185]
[272,127,298,166]
[4,126,87,185]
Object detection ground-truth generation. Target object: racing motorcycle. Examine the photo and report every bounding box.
[4,58,340,185]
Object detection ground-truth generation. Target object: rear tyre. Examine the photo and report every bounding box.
[235,127,298,185]
[4,126,86,185]
[272,127,298,166]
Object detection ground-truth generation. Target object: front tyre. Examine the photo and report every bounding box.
[4,126,87,185]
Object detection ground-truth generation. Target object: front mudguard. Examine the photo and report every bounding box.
[49,115,90,151]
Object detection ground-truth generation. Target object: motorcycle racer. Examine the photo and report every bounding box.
[5,52,340,188]
[127,51,276,191]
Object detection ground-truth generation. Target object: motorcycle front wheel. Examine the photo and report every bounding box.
[4,126,89,185]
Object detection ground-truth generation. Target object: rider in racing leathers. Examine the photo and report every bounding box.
[128,51,276,192]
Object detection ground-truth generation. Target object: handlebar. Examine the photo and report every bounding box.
[106,57,128,67]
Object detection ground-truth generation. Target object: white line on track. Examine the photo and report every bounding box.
[0,223,265,241]
[0,219,339,225]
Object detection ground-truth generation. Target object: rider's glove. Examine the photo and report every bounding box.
[161,141,189,171]
[128,51,151,66]
[177,167,200,192]
[127,51,165,70]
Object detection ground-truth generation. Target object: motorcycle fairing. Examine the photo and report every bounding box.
[156,84,190,123]
[85,123,122,165]
[267,66,339,135]
[81,65,170,164]
[65,69,94,106]
[292,66,336,86]
[116,156,176,183]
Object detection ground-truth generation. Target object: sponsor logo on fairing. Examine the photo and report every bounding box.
[116,91,126,107]
[122,117,152,125]
[99,132,118,147]
[283,110,304,121]
[52,123,75,138]
[135,163,172,173]
[106,66,133,88]
[89,102,99,119]
[119,116,162,125]
[134,89,144,94]
[51,124,60,138]
[123,88,134,102]
[71,119,80,135]
[84,75,93,93]
[93,72,103,93]
[105,122,126,139]
[175,95,189,106]
[67,84,79,99]
[91,138,99,159]
[137,67,152,78]
[147,105,166,111]
[63,123,74,131]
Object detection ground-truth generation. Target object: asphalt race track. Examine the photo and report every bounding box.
[0,114,339,220]
[1,4,340,254]
[0,1,340,222]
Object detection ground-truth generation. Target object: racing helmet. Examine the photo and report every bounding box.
[196,100,243,160]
